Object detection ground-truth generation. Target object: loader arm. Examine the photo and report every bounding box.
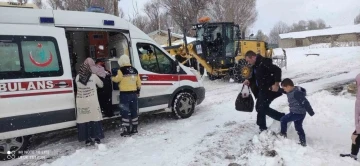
[164,44,221,75]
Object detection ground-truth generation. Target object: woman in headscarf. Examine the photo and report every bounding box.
[85,57,114,117]
[340,73,360,160]
[75,58,105,146]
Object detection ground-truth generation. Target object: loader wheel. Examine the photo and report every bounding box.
[172,92,195,119]
[233,59,252,83]
[0,136,31,161]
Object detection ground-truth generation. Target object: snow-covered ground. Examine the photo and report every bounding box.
[4,46,360,166]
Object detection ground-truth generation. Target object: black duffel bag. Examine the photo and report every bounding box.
[235,85,254,112]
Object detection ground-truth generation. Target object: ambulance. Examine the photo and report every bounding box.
[0,4,205,160]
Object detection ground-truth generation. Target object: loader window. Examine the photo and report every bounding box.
[137,43,174,74]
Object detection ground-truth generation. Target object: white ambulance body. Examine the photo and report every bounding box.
[0,7,205,159]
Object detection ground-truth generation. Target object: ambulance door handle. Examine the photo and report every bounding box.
[141,75,148,81]
[55,82,69,87]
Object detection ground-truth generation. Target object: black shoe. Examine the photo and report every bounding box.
[121,126,131,137]
[131,125,138,134]
[94,138,101,144]
[298,142,307,147]
[85,139,92,146]
[340,154,357,160]
[277,132,287,138]
[259,128,267,134]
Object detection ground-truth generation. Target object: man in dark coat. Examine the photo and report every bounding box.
[243,51,285,132]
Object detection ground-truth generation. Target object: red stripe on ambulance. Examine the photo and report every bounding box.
[0,79,73,92]
[139,74,197,82]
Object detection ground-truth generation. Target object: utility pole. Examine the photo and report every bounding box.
[114,0,119,16]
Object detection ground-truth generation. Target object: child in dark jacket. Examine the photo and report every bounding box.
[277,78,315,146]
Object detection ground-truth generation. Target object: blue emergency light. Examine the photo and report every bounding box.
[39,17,54,24]
[103,20,115,26]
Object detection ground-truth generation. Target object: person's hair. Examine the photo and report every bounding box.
[281,78,294,87]
[245,51,257,57]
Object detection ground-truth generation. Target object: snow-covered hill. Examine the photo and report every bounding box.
[4,46,360,166]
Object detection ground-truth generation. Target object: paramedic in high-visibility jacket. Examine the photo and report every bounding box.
[111,54,141,137]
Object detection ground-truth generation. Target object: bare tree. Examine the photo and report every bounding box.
[307,20,318,30]
[46,0,117,15]
[118,7,125,18]
[34,0,43,9]
[127,1,151,32]
[207,0,257,32]
[131,16,150,32]
[290,20,307,32]
[17,0,28,4]
[269,21,290,44]
[316,19,326,29]
[144,0,162,32]
[255,30,269,42]
[355,13,360,25]
[160,0,211,34]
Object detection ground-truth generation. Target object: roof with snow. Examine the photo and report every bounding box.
[147,30,196,47]
[279,24,360,39]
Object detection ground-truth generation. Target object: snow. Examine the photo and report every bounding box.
[4,46,360,166]
[280,24,360,39]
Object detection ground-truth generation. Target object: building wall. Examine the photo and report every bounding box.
[279,38,296,48]
[336,34,358,42]
[280,33,360,48]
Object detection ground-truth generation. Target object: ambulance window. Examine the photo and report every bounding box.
[0,42,21,72]
[0,35,63,79]
[21,41,60,73]
[153,46,173,74]
[137,43,160,73]
[137,43,175,74]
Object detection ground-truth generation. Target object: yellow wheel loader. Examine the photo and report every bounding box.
[163,20,280,83]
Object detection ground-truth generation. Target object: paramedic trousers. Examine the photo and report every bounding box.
[351,131,360,155]
[280,112,306,144]
[119,93,139,127]
[255,91,285,131]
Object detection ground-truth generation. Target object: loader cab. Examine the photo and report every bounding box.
[192,22,240,69]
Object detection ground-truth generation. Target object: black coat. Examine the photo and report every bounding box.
[249,55,282,99]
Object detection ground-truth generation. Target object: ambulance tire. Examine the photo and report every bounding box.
[172,92,195,119]
[0,136,31,161]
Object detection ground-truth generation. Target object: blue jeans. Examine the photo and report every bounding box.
[280,112,306,143]
[119,93,139,126]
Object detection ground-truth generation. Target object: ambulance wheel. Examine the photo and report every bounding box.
[172,92,195,119]
[0,136,31,161]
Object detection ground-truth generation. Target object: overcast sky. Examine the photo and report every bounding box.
[119,0,360,34]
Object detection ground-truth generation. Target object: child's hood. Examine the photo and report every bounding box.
[294,86,307,96]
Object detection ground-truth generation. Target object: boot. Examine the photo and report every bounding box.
[121,126,131,137]
[131,125,138,134]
